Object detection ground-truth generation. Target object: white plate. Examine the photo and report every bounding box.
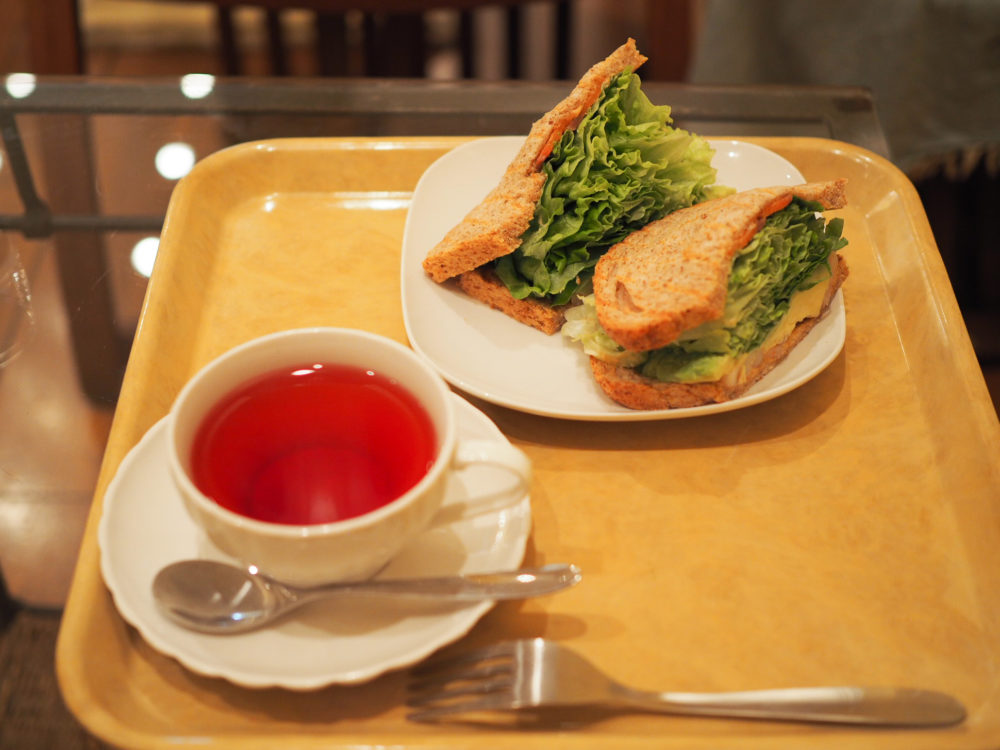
[401,136,846,421]
[98,395,531,690]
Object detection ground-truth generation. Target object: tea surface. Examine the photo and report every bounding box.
[191,363,437,524]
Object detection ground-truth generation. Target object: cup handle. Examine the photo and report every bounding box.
[430,439,532,526]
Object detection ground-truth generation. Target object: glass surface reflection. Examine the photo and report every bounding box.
[130,236,160,278]
[4,73,36,99]
[179,73,215,99]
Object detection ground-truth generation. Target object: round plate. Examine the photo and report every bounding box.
[401,136,845,421]
[98,395,531,690]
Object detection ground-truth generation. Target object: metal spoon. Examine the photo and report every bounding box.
[152,559,581,634]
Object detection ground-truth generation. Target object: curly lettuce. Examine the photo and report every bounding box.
[495,70,728,305]
[562,294,646,367]
[564,198,847,383]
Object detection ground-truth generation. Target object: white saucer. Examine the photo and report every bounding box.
[98,395,532,690]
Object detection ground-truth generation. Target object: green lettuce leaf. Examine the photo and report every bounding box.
[495,70,727,305]
[638,198,847,383]
[561,294,646,367]
[563,198,847,384]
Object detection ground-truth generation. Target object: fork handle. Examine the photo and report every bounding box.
[612,685,966,727]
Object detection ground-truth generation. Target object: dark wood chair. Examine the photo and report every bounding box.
[178,0,575,79]
[203,0,698,80]
[15,0,697,81]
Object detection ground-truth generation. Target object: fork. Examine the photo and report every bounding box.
[407,638,966,727]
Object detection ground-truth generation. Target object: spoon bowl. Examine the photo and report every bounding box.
[153,559,581,634]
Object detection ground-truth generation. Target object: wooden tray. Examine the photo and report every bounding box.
[57,137,1000,749]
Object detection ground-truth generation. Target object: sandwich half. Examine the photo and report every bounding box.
[422,38,727,334]
[563,180,849,409]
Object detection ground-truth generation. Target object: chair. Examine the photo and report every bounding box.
[173,0,575,79]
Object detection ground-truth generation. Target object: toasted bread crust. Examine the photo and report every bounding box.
[591,253,848,410]
[455,268,568,335]
[422,39,647,284]
[593,179,848,353]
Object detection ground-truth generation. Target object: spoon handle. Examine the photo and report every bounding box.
[291,564,581,602]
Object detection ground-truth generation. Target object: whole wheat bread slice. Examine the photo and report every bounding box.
[455,268,569,335]
[591,253,849,409]
[422,39,647,287]
[593,179,848,353]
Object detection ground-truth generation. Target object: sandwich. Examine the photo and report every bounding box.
[422,38,728,335]
[562,180,849,409]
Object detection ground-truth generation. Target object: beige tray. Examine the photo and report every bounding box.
[57,136,1000,749]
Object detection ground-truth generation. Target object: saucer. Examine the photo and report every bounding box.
[97,395,532,690]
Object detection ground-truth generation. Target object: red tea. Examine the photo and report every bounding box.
[190,363,437,525]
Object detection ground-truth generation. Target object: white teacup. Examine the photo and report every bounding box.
[166,327,531,586]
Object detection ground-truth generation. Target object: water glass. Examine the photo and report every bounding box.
[0,233,34,367]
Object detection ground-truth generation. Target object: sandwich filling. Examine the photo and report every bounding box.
[563,197,847,383]
[494,70,729,306]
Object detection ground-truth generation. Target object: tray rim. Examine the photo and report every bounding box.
[56,134,1000,750]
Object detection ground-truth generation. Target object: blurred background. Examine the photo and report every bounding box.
[0,1,996,747]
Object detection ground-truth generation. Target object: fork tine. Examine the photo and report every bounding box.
[407,674,513,707]
[408,641,520,714]
[407,694,518,723]
[410,640,517,678]
[409,660,513,692]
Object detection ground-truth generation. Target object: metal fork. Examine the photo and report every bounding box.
[407,638,966,726]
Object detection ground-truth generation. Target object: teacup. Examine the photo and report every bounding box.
[166,327,531,586]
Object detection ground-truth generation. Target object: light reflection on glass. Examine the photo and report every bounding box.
[155,142,196,180]
[180,73,215,99]
[5,73,36,99]
[130,236,160,278]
